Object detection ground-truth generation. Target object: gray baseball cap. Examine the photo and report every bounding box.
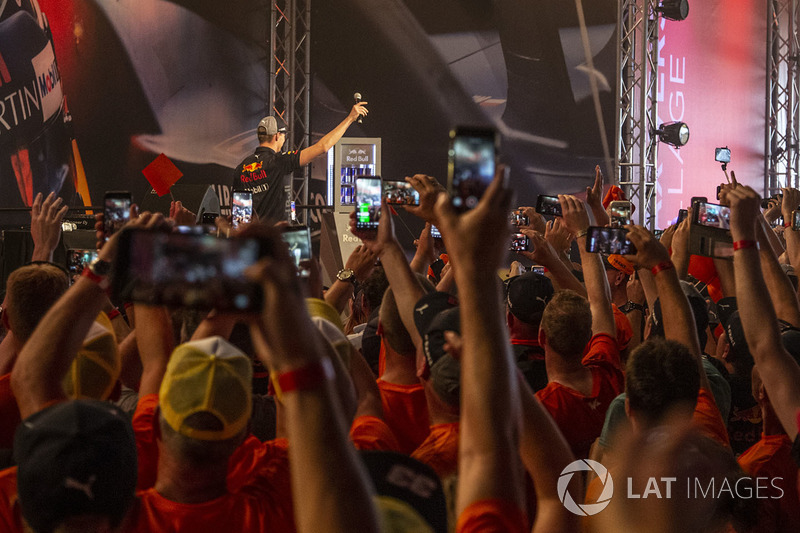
[257,116,287,136]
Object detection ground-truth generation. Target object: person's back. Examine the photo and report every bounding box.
[505,272,553,392]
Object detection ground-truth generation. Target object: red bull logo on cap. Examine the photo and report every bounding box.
[242,161,263,173]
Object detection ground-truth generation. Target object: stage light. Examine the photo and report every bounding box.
[658,0,689,21]
[655,122,690,148]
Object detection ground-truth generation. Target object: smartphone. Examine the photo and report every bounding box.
[585,226,637,255]
[715,147,731,163]
[608,201,632,227]
[510,233,529,252]
[677,209,689,224]
[356,176,382,230]
[653,229,665,240]
[103,191,132,240]
[693,202,731,230]
[232,190,253,228]
[201,212,219,225]
[536,195,562,217]
[510,209,529,226]
[531,265,546,275]
[112,228,273,311]
[690,196,708,206]
[793,210,800,231]
[447,127,499,212]
[383,180,420,206]
[282,226,312,276]
[66,249,99,283]
[430,225,442,240]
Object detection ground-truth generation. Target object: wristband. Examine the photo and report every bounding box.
[651,261,675,276]
[620,301,645,314]
[275,358,334,395]
[733,240,759,251]
[107,307,121,320]
[784,220,792,228]
[81,266,110,290]
[576,229,589,239]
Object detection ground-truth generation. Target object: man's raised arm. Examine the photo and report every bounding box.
[298,103,368,167]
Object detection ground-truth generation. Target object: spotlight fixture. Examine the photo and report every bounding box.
[658,0,689,21]
[655,122,690,148]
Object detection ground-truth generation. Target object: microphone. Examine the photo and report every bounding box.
[354,92,363,124]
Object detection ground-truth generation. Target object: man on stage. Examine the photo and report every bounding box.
[233,102,369,222]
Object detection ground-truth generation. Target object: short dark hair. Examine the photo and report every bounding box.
[379,275,434,356]
[626,337,700,424]
[541,290,592,358]
[6,263,69,341]
[360,267,389,313]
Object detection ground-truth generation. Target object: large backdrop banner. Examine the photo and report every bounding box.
[0,0,769,231]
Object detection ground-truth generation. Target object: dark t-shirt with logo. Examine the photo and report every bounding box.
[232,146,301,223]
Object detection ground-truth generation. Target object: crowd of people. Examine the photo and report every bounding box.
[0,164,799,532]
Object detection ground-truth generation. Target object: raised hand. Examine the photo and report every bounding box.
[544,217,574,254]
[403,174,446,224]
[623,224,671,270]
[30,192,69,261]
[558,194,591,235]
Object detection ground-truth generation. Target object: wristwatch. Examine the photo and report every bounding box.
[88,257,112,277]
[336,268,356,284]
[619,301,645,314]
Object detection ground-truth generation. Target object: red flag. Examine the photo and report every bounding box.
[142,154,183,196]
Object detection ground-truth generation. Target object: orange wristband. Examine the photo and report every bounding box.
[275,358,334,394]
[733,240,759,251]
[81,267,110,290]
[651,261,675,276]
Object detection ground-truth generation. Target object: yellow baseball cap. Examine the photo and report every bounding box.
[62,312,120,400]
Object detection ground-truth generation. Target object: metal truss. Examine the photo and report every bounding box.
[271,0,311,223]
[615,0,660,228]
[766,0,800,195]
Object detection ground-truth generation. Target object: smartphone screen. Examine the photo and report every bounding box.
[356,176,382,230]
[383,181,420,206]
[104,192,131,240]
[677,209,689,224]
[67,249,99,283]
[609,201,632,226]
[282,226,312,275]
[202,212,219,225]
[793,210,800,231]
[536,195,562,217]
[510,210,529,226]
[447,127,498,212]
[510,233,529,252]
[693,202,731,230]
[430,225,442,239]
[113,229,272,311]
[585,227,637,255]
[232,190,253,228]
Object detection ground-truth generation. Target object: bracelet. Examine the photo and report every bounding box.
[275,358,334,395]
[81,267,110,290]
[576,229,589,239]
[651,261,675,276]
[733,240,759,251]
[107,307,121,320]
[619,301,646,314]
[784,220,792,228]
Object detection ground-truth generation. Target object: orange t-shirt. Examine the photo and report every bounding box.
[738,433,800,532]
[692,387,731,449]
[411,422,460,480]
[0,374,20,450]
[611,304,633,351]
[0,468,22,532]
[376,379,430,454]
[536,334,624,459]
[456,498,528,533]
[131,393,294,528]
[128,488,286,533]
[349,415,401,451]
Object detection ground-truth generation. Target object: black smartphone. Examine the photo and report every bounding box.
[531,265,546,275]
[282,226,312,276]
[536,195,562,217]
[677,209,689,224]
[585,226,637,255]
[510,210,529,226]
[693,202,731,230]
[201,212,219,225]
[112,228,273,311]
[66,249,99,284]
[653,229,665,240]
[103,191,132,240]
[232,190,253,228]
[609,201,632,227]
[356,176,382,230]
[793,210,800,231]
[447,126,499,212]
[383,180,420,206]
[715,147,731,163]
[510,233,529,252]
[430,225,442,240]
[690,196,708,206]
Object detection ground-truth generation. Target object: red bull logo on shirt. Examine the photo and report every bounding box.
[242,161,263,173]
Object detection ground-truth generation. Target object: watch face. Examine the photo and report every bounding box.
[90,258,111,276]
[337,269,354,282]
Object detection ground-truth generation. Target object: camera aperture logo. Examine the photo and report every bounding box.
[558,459,613,516]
